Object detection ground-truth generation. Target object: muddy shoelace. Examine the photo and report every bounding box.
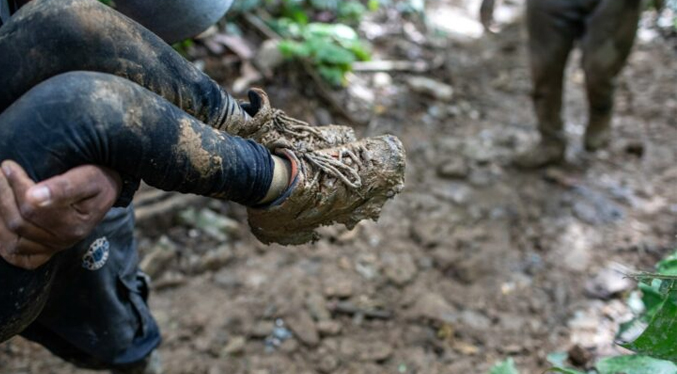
[304,149,363,189]
[271,109,326,144]
[270,109,363,190]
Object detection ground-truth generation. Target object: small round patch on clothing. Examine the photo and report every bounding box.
[82,237,110,271]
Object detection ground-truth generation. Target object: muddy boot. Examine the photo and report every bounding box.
[224,88,356,151]
[248,135,406,245]
[513,138,566,168]
[583,122,611,152]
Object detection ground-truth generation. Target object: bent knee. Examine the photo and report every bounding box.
[24,72,126,108]
[12,0,119,45]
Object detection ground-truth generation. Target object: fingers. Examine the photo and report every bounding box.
[0,163,69,248]
[0,251,53,270]
[0,162,117,257]
[0,166,24,234]
[26,165,100,208]
[1,160,35,201]
[0,212,53,269]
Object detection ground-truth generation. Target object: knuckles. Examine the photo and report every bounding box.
[18,202,37,220]
[5,216,26,234]
[66,225,90,242]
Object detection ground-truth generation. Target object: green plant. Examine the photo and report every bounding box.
[617,253,677,362]
[489,358,520,374]
[489,355,677,374]
[171,39,195,58]
[275,21,371,86]
[232,0,376,87]
[488,248,677,374]
[270,1,374,86]
[668,0,677,30]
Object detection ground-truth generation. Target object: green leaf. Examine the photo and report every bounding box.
[344,40,371,61]
[313,42,355,65]
[546,352,569,367]
[317,66,345,87]
[617,317,649,345]
[338,1,367,22]
[310,0,339,11]
[306,23,359,41]
[656,252,677,274]
[659,279,675,295]
[621,292,677,362]
[268,17,303,38]
[278,40,311,58]
[368,0,380,11]
[171,39,194,58]
[229,0,263,13]
[639,284,663,315]
[488,358,520,374]
[542,368,585,374]
[596,355,677,374]
[281,4,309,25]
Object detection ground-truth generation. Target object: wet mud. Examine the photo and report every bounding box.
[1,2,675,373]
[248,134,406,245]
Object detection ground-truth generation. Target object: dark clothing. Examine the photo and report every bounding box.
[18,207,161,369]
[0,0,269,369]
[114,0,236,43]
[0,0,19,26]
[0,72,274,206]
[527,0,641,141]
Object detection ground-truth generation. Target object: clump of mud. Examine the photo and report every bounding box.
[248,134,406,245]
[227,88,357,151]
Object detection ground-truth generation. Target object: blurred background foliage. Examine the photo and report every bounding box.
[228,0,380,86]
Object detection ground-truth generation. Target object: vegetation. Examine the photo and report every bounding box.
[230,0,376,86]
[489,249,677,374]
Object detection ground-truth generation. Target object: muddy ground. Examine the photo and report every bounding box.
[1,1,676,373]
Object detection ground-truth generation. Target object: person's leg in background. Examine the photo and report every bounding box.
[514,0,582,168]
[581,0,641,151]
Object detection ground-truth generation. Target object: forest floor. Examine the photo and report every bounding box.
[1,1,676,373]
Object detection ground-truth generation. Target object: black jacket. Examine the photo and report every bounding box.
[0,0,20,27]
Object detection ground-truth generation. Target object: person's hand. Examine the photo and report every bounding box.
[0,161,122,270]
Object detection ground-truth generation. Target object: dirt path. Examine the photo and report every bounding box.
[1,4,676,374]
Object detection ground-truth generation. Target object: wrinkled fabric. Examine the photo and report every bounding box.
[527,0,641,140]
[0,0,272,369]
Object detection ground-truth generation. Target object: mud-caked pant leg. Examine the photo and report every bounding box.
[581,0,641,137]
[526,0,585,145]
[0,71,274,344]
[0,0,248,130]
[0,72,273,203]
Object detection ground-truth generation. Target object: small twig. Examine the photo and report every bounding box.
[626,272,677,282]
[133,188,172,207]
[243,12,280,41]
[352,60,430,73]
[328,301,393,319]
[153,272,188,290]
[134,194,205,222]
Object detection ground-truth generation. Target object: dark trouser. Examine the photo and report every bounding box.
[0,0,272,370]
[527,0,641,143]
